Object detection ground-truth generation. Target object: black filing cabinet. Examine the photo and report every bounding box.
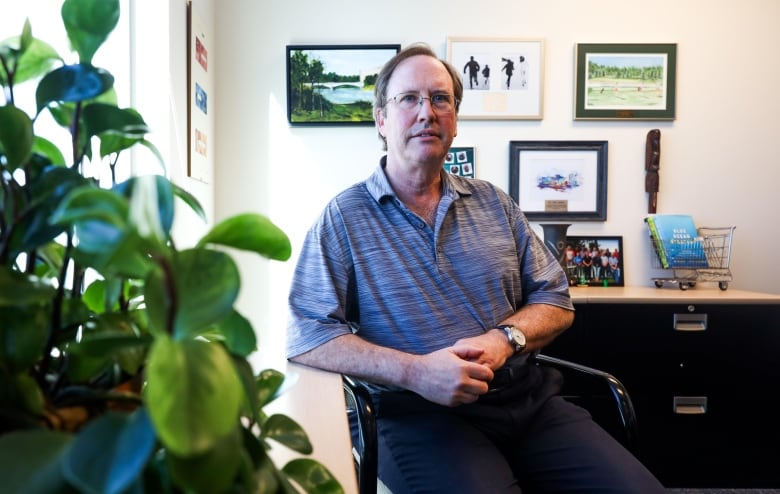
[545,295,780,488]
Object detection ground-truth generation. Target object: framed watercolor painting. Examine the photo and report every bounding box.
[509,140,608,221]
[563,235,624,287]
[574,43,677,120]
[286,44,400,125]
[447,37,545,120]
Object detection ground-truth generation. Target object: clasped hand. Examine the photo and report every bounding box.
[409,330,512,407]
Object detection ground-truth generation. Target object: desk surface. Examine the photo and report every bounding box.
[569,286,780,304]
[253,354,358,494]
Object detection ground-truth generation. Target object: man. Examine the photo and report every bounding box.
[463,55,480,89]
[287,43,663,493]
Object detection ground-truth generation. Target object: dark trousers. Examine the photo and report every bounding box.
[360,364,665,494]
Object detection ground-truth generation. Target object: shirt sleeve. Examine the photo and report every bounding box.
[511,198,574,311]
[286,201,355,359]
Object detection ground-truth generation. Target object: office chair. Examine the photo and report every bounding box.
[342,353,639,494]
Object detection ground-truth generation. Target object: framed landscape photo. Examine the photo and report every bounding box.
[509,140,608,221]
[574,43,677,120]
[286,44,400,125]
[564,235,624,287]
[447,37,545,120]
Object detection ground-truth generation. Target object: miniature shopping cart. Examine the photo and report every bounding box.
[649,226,736,290]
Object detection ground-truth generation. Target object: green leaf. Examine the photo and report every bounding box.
[0,304,50,374]
[145,248,240,338]
[36,63,114,113]
[53,186,127,229]
[97,132,141,158]
[8,165,88,258]
[173,182,207,222]
[61,0,120,64]
[197,213,292,261]
[1,373,45,418]
[32,136,67,166]
[166,426,243,494]
[212,309,257,357]
[234,357,261,423]
[62,409,156,494]
[0,429,74,494]
[145,337,244,457]
[0,268,56,307]
[0,104,34,170]
[71,232,153,280]
[6,36,62,87]
[82,103,150,139]
[67,324,151,379]
[256,368,285,408]
[113,175,175,238]
[262,414,313,455]
[281,458,344,494]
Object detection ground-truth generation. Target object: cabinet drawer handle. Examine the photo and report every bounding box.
[673,396,708,414]
[673,313,707,331]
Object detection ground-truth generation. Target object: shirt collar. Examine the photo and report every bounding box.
[366,155,473,204]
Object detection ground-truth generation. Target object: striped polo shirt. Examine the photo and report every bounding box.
[286,158,572,359]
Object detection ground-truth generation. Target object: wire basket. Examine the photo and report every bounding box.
[649,226,735,290]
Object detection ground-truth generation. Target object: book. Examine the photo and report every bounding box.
[645,216,669,268]
[645,214,708,268]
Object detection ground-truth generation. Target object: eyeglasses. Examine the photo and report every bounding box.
[386,92,458,113]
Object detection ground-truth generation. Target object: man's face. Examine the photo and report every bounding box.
[377,55,458,168]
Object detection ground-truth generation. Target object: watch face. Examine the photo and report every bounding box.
[499,325,525,351]
[510,327,526,348]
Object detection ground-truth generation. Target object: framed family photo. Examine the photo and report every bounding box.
[564,235,624,287]
[574,43,677,120]
[509,140,608,221]
[286,44,400,125]
[447,37,545,120]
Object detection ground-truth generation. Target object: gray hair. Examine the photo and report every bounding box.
[373,43,462,151]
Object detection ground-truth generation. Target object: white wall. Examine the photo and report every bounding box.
[210,0,780,350]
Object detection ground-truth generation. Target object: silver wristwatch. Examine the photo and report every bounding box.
[496,324,526,353]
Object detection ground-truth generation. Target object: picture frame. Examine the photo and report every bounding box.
[509,140,608,222]
[186,0,214,183]
[574,43,677,120]
[447,37,545,120]
[444,146,475,178]
[563,235,624,287]
[286,44,400,126]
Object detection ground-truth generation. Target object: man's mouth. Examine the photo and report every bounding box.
[413,130,438,139]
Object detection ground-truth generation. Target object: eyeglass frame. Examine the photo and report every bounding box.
[384,91,460,114]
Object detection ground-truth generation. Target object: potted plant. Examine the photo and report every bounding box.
[0,1,342,492]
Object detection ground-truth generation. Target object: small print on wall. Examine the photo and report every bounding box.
[564,236,624,287]
[444,147,475,178]
[187,0,213,184]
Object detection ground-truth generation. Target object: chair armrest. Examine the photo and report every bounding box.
[342,375,378,494]
[531,353,638,454]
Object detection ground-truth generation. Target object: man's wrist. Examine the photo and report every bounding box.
[496,324,527,353]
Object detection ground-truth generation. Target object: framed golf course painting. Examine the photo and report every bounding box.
[574,43,677,120]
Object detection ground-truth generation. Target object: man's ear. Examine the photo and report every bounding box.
[375,109,386,137]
